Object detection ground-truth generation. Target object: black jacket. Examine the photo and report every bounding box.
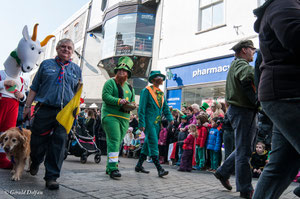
[253,0,300,101]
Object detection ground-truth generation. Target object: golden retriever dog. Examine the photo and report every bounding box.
[0,127,31,181]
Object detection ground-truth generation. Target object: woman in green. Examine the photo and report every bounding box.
[135,71,173,177]
[101,56,135,179]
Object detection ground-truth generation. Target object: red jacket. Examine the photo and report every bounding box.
[196,126,208,148]
[183,133,195,150]
[158,128,168,145]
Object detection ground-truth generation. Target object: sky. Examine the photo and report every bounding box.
[0,0,91,69]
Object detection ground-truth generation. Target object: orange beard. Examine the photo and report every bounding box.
[115,74,128,86]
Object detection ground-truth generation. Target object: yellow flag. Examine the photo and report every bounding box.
[56,83,83,134]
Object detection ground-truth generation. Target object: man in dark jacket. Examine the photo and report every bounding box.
[214,40,257,199]
[253,0,300,198]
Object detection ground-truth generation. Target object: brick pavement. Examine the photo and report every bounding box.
[0,155,298,199]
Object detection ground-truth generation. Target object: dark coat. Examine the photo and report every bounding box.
[254,0,300,101]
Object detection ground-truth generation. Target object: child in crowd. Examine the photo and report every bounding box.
[195,114,209,170]
[178,124,197,172]
[206,117,222,172]
[158,120,169,164]
[177,115,189,165]
[250,141,268,178]
[123,127,134,157]
[131,134,141,148]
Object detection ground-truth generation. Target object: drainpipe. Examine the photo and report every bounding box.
[80,0,93,70]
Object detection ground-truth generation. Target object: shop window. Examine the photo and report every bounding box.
[198,0,225,31]
[102,16,118,59]
[257,0,266,6]
[135,13,155,56]
[182,84,225,114]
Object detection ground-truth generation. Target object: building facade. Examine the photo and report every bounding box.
[151,0,265,113]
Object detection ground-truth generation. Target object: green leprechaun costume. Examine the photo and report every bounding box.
[101,56,135,178]
[135,71,173,177]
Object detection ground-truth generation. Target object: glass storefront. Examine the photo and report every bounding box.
[181,83,225,114]
[102,12,155,60]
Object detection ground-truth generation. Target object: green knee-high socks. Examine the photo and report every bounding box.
[136,153,147,168]
[151,155,162,171]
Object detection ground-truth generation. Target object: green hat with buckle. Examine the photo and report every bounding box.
[114,56,134,78]
[148,70,166,83]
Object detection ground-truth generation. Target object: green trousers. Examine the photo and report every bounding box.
[195,146,206,168]
[102,116,129,174]
[209,150,220,170]
[141,123,160,157]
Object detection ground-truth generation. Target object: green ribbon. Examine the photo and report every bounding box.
[10,51,21,65]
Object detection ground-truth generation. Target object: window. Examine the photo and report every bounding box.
[182,84,225,115]
[74,22,79,41]
[64,30,69,38]
[199,0,224,31]
[50,38,56,58]
[258,0,266,7]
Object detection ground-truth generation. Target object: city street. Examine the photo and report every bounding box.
[0,155,298,199]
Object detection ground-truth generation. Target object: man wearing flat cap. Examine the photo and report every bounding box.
[214,40,257,199]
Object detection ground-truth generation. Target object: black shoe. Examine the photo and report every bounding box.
[158,169,169,177]
[135,166,150,174]
[46,180,59,190]
[213,171,232,191]
[294,186,300,197]
[29,163,39,176]
[110,170,121,179]
[240,190,253,199]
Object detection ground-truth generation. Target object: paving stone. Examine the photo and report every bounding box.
[0,155,297,199]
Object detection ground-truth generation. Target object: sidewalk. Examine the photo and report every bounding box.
[0,155,298,199]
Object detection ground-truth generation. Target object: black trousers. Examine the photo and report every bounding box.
[30,105,67,181]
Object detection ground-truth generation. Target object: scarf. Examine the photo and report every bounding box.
[55,56,71,84]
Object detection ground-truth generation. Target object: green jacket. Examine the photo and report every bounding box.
[225,58,255,109]
[101,78,135,120]
[138,86,173,129]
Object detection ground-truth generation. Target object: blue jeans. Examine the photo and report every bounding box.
[216,105,256,193]
[253,100,300,199]
[223,129,235,160]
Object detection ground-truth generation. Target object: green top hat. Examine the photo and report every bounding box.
[148,70,166,83]
[200,102,209,111]
[114,56,134,78]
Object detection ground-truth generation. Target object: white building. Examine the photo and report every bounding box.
[151,0,266,111]
[42,0,267,109]
[43,1,105,107]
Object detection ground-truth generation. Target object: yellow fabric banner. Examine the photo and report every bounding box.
[56,83,83,134]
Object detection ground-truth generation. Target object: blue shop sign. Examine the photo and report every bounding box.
[166,54,257,88]
[166,56,235,88]
[167,89,182,110]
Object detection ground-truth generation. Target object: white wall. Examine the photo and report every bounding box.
[152,0,260,74]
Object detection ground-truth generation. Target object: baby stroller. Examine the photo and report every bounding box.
[64,121,101,164]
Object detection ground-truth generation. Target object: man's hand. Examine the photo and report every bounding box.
[4,80,16,87]
[119,99,128,105]
[14,91,24,100]
[23,107,31,121]
[139,127,145,132]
